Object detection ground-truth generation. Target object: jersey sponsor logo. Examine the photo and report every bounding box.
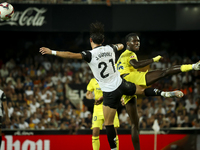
[96,88,101,91]
[117,62,124,70]
[130,55,135,58]
[0,7,47,27]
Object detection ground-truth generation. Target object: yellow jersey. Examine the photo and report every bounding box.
[87,78,103,115]
[116,50,148,105]
[116,50,138,75]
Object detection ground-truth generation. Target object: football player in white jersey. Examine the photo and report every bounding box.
[39,22,183,150]
[0,89,10,148]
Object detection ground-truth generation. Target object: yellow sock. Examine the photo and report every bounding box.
[92,136,100,150]
[180,64,192,72]
[116,135,119,150]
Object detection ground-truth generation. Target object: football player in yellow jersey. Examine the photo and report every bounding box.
[116,33,200,150]
[86,78,120,150]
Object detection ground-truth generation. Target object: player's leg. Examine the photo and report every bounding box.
[103,89,122,150]
[103,105,117,150]
[114,128,119,150]
[113,112,120,150]
[125,97,140,150]
[134,84,184,98]
[122,72,183,98]
[145,61,200,86]
[145,65,181,86]
[92,114,104,150]
[92,127,100,150]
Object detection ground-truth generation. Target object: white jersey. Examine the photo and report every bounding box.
[0,89,6,117]
[81,45,122,92]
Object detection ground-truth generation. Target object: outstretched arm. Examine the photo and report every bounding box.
[130,59,153,69]
[129,55,163,69]
[39,47,83,59]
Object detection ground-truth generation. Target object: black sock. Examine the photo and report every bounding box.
[144,88,162,96]
[0,136,2,148]
[105,125,117,149]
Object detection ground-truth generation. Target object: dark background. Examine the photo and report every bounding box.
[1,3,200,62]
[1,30,199,63]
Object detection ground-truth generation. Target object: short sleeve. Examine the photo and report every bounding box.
[128,52,138,62]
[87,79,94,91]
[81,51,92,63]
[109,44,118,53]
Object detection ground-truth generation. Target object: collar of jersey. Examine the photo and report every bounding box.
[126,49,134,53]
[93,45,102,49]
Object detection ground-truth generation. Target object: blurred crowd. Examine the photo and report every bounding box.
[1,31,200,133]
[1,0,199,4]
[0,54,94,134]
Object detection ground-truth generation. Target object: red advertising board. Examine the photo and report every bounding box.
[1,134,187,150]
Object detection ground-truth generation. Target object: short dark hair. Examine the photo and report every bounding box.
[125,33,138,42]
[90,22,104,44]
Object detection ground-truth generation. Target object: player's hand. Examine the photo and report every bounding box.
[39,47,52,55]
[5,118,10,125]
[121,97,125,106]
[153,55,163,62]
[94,96,103,105]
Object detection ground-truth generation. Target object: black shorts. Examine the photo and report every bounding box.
[103,79,136,109]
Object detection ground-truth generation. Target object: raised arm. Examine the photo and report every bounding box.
[130,55,163,69]
[39,47,83,59]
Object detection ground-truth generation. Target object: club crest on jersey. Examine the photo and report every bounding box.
[130,55,135,58]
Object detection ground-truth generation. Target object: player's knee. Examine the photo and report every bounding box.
[92,128,100,136]
[104,121,113,126]
[93,132,99,137]
[135,85,145,95]
[131,123,139,131]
